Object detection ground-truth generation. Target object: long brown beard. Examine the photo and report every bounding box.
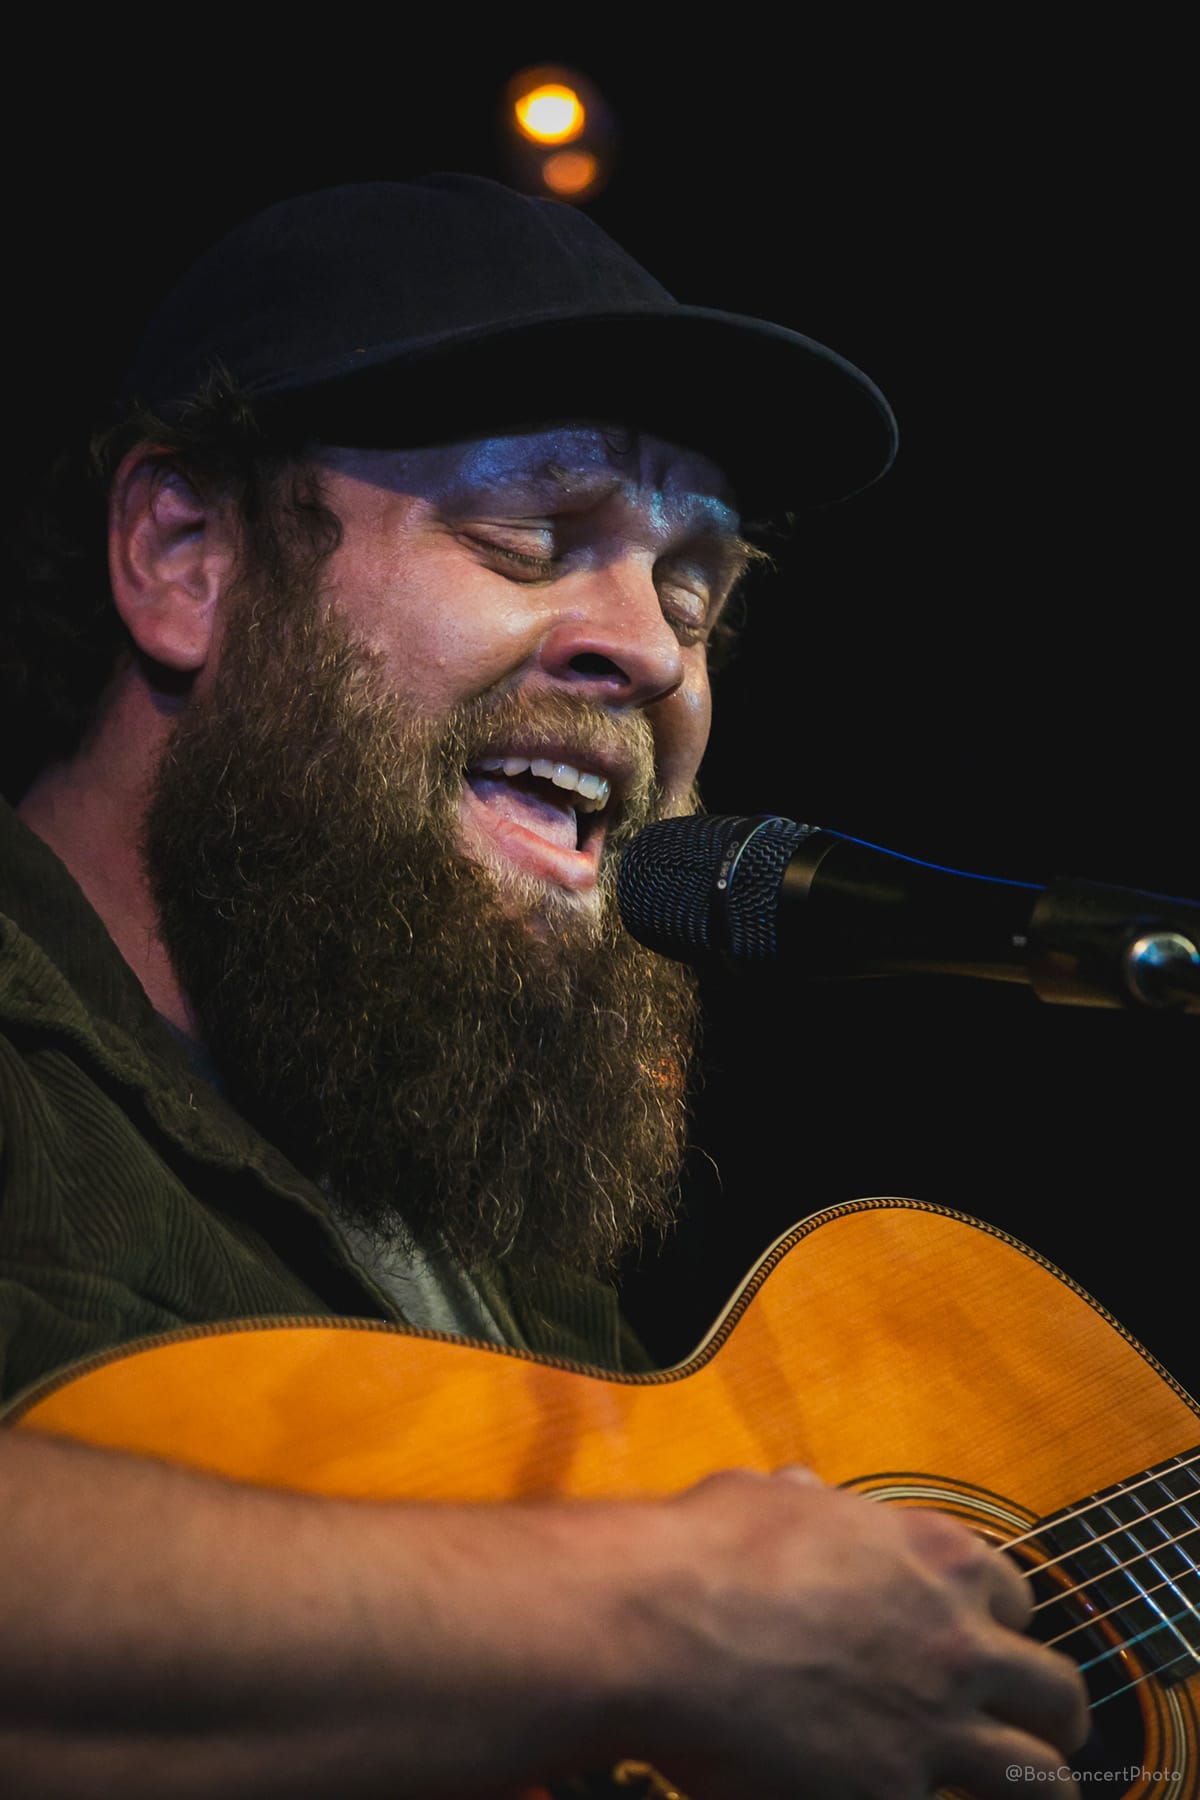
[142,580,700,1282]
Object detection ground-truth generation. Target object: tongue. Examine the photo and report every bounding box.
[467,773,579,852]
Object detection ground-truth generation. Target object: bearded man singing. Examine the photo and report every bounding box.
[0,177,1088,1798]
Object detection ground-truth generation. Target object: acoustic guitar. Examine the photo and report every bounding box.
[5,1198,1198,1799]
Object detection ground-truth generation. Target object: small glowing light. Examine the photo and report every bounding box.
[503,65,615,204]
[515,83,585,145]
[541,149,599,197]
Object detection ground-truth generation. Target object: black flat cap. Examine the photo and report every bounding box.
[121,173,898,520]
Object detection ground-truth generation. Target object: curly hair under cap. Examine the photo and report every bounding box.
[2,370,765,804]
[2,370,343,803]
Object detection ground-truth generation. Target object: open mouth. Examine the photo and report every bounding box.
[461,752,617,891]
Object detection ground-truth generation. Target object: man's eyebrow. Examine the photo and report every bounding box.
[679,528,773,592]
[457,462,622,506]
[468,462,745,525]
[455,460,764,582]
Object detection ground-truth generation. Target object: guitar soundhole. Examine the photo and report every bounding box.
[1025,1557,1147,1778]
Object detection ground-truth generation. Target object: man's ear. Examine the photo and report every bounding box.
[108,447,238,672]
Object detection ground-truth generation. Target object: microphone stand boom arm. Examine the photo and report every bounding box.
[779,831,1200,1014]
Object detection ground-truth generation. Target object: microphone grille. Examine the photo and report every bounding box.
[618,814,814,962]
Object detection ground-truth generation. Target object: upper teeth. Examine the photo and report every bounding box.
[474,756,611,812]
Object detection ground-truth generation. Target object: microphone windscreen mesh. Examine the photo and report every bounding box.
[617,814,813,962]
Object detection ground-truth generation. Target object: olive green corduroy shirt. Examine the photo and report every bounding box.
[0,801,650,1408]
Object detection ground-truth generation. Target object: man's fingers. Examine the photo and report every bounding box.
[985,1636,1092,1760]
[772,1464,823,1486]
[986,1546,1037,1634]
[940,1721,1083,1799]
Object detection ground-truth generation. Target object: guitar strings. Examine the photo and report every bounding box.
[1024,1514,1200,1614]
[1040,1600,1200,1718]
[1089,1659,1186,1713]
[1026,1519,1200,1625]
[977,1450,1200,1710]
[1079,1605,1200,1715]
[1042,1567,1198,1653]
[1002,1454,1200,1632]
[1008,1588,1200,1720]
[1010,1487,1200,1673]
[1002,1449,1200,1560]
[1035,1532,1200,1671]
[1076,1601,1200,1682]
[1032,1537,1200,1681]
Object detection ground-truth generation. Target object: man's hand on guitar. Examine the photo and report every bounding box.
[613,1466,1090,1799]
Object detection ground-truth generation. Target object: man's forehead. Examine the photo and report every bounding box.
[320,425,740,528]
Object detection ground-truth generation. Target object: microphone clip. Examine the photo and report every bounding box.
[1028,879,1200,1012]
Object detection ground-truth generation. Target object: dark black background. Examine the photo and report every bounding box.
[8,30,1194,1383]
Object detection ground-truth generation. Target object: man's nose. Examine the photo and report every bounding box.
[534,559,686,708]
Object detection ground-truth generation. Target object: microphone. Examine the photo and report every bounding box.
[617,814,1200,1013]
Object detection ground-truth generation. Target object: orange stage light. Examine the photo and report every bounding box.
[502,65,617,205]
[513,83,585,146]
[541,149,600,198]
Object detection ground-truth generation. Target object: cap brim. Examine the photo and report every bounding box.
[251,307,898,520]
